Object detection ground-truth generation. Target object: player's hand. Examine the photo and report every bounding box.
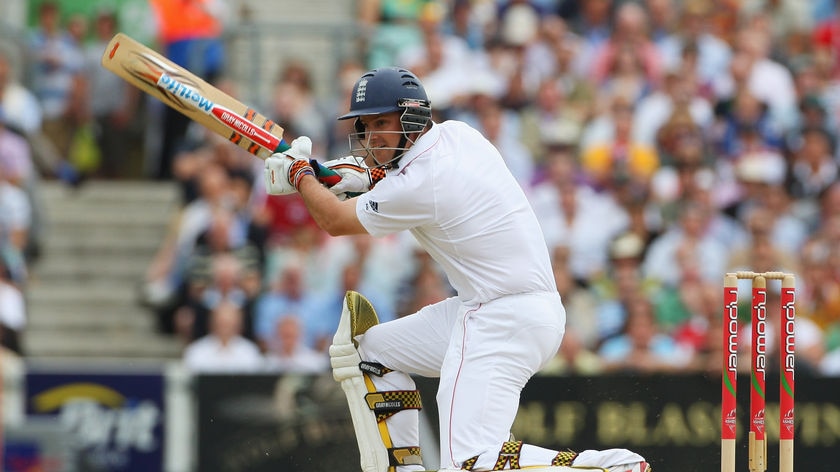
[264,136,315,195]
[315,156,385,197]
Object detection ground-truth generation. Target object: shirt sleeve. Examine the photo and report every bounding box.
[355,173,435,237]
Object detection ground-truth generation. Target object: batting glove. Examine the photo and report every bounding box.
[316,156,386,197]
[264,136,315,195]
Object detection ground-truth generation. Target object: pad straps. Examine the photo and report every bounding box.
[553,450,579,466]
[461,442,580,470]
[365,390,423,422]
[389,446,424,468]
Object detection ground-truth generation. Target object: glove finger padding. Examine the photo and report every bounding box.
[320,156,386,196]
[264,156,297,195]
[264,136,315,195]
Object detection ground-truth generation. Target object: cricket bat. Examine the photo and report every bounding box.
[100,32,342,185]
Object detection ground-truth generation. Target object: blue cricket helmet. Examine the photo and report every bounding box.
[338,67,432,133]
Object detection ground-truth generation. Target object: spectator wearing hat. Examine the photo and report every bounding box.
[518,78,584,164]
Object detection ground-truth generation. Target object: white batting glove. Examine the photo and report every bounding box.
[264,136,315,195]
[319,156,385,196]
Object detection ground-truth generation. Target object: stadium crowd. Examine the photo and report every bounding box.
[4,0,840,377]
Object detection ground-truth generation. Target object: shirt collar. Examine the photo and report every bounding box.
[392,122,439,172]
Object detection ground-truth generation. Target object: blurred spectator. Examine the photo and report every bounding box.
[440,0,487,51]
[589,231,660,344]
[66,13,88,45]
[730,158,809,254]
[594,42,656,108]
[739,0,813,61]
[494,1,548,109]
[270,61,329,156]
[0,108,35,192]
[316,233,405,317]
[142,163,238,312]
[550,245,600,349]
[689,312,725,376]
[171,91,259,206]
[726,205,800,278]
[325,59,368,156]
[821,347,840,376]
[253,259,322,352]
[259,193,322,251]
[714,26,798,131]
[786,92,837,151]
[1,42,64,213]
[475,100,535,188]
[642,198,731,287]
[798,238,840,332]
[264,314,329,373]
[310,261,395,352]
[655,0,732,88]
[0,257,25,355]
[588,1,662,102]
[633,67,714,147]
[644,0,677,46]
[652,107,708,168]
[564,0,613,77]
[397,2,475,112]
[149,0,229,179]
[81,8,141,179]
[541,21,598,123]
[713,90,784,162]
[786,126,838,206]
[580,94,660,192]
[518,80,583,170]
[28,0,86,183]
[598,294,694,374]
[395,241,453,317]
[529,147,629,284]
[0,109,40,266]
[175,241,260,343]
[812,1,840,79]
[0,162,31,287]
[539,329,604,376]
[357,0,434,69]
[182,301,264,372]
[651,258,718,350]
[0,46,43,137]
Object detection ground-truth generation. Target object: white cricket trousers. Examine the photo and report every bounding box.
[357,291,566,470]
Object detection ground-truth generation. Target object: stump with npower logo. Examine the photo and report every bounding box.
[722,271,795,472]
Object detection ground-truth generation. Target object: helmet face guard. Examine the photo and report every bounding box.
[339,68,432,168]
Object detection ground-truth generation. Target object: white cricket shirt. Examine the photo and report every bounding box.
[355,121,556,305]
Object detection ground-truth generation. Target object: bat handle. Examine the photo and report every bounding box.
[275,140,342,187]
[311,160,342,187]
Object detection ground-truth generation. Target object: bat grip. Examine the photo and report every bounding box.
[311,160,343,187]
[275,140,342,186]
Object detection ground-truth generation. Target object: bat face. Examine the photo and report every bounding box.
[101,32,354,187]
[102,33,287,158]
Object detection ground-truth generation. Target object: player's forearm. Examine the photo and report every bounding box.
[298,175,367,236]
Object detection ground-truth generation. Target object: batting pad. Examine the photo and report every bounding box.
[330,291,392,472]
